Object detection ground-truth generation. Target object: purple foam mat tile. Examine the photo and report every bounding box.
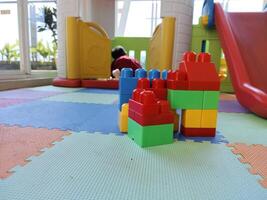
[0,89,63,100]
[219,100,250,113]
[0,98,32,108]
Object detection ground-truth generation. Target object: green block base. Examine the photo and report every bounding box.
[168,89,220,110]
[203,91,220,109]
[167,90,204,109]
[128,118,173,148]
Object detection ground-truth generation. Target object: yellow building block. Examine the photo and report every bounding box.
[201,110,218,128]
[119,104,129,133]
[172,110,180,132]
[182,110,202,128]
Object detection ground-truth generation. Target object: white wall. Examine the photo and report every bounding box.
[57,0,115,78]
[161,0,194,69]
[57,0,79,78]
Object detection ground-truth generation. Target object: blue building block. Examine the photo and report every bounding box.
[119,94,132,110]
[119,68,147,110]
[148,69,160,80]
[162,70,168,80]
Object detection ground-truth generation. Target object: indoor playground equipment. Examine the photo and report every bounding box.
[191,20,233,93]
[202,0,267,118]
[147,17,175,71]
[118,51,220,148]
[53,16,175,88]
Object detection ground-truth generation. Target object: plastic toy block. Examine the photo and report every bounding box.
[172,110,179,132]
[181,109,202,128]
[162,70,168,80]
[202,91,220,109]
[148,69,160,80]
[118,103,129,133]
[201,110,217,128]
[167,89,204,109]
[119,68,147,95]
[119,94,132,110]
[178,52,220,91]
[136,78,167,100]
[152,79,167,100]
[180,125,216,137]
[128,118,173,147]
[128,90,173,126]
[167,70,189,90]
[136,78,150,89]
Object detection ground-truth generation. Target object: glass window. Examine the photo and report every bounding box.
[116,0,161,37]
[28,0,57,70]
[0,0,20,70]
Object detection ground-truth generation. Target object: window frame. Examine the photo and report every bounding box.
[0,0,57,79]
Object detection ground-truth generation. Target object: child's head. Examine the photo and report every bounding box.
[112,46,127,60]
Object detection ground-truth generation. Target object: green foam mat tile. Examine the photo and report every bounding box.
[217,113,267,145]
[42,92,118,104]
[1,133,266,200]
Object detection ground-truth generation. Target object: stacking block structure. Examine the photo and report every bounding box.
[128,89,174,147]
[167,52,220,137]
[118,68,178,135]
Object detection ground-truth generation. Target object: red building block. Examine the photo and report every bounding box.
[178,52,220,91]
[136,78,167,100]
[166,70,189,90]
[129,90,174,126]
[180,125,216,137]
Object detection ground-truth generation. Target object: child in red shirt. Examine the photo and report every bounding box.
[111,46,142,78]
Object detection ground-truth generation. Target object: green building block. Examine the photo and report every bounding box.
[167,89,204,109]
[128,118,173,148]
[203,91,220,109]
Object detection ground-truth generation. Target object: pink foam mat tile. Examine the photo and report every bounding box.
[0,89,63,100]
[0,98,32,108]
[0,125,70,179]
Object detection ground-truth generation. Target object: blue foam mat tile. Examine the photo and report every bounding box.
[0,100,121,134]
[0,133,266,200]
[177,131,229,144]
[77,88,118,94]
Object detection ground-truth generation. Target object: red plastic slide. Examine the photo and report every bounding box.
[214,3,267,118]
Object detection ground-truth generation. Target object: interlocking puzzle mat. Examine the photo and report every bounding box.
[228,143,267,188]
[218,113,267,145]
[0,88,62,100]
[0,101,120,133]
[0,86,267,199]
[219,100,250,113]
[0,98,31,108]
[0,133,266,200]
[0,125,70,178]
[43,92,118,104]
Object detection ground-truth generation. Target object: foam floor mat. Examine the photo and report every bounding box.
[217,113,267,145]
[0,101,120,134]
[0,133,266,200]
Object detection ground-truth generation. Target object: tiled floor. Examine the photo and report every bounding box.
[0,86,266,200]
